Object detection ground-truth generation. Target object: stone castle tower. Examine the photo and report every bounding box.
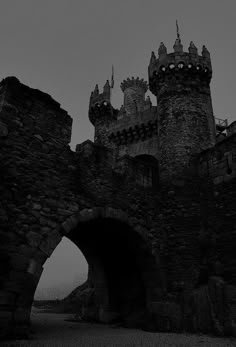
[88,35,216,184]
[0,31,236,339]
[149,37,216,181]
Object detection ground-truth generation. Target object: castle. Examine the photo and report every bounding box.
[0,32,236,339]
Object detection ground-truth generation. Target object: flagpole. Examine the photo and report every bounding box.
[176,20,180,40]
[110,65,114,102]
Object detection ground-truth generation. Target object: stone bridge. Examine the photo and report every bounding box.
[0,77,236,338]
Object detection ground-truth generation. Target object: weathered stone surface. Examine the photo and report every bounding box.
[0,38,236,340]
[147,301,182,332]
[0,120,8,137]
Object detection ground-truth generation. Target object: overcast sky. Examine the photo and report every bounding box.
[1,1,235,298]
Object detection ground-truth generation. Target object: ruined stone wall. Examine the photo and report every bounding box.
[0,77,236,338]
[0,78,161,337]
[0,77,81,337]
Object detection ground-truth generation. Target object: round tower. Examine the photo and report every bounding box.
[120,77,148,115]
[89,80,116,146]
[148,38,216,182]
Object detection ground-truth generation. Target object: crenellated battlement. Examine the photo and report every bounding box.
[120,77,148,93]
[149,40,212,97]
[120,77,149,116]
[88,80,116,127]
[89,80,111,109]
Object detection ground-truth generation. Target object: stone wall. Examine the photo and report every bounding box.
[199,134,236,184]
[0,77,236,339]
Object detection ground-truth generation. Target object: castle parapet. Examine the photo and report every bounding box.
[149,41,212,98]
[120,77,148,115]
[148,39,215,182]
[89,80,115,126]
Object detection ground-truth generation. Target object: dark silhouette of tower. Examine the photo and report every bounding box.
[149,37,216,181]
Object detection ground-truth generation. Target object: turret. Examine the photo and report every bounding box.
[148,36,216,182]
[89,80,113,125]
[88,80,116,145]
[120,77,148,115]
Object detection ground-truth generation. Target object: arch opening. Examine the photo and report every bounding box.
[12,212,162,335]
[34,237,88,301]
[61,216,162,326]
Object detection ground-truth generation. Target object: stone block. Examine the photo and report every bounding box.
[39,231,62,256]
[62,215,78,234]
[148,301,182,332]
[26,231,42,248]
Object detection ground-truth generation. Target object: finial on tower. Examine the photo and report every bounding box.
[176,20,180,40]
[94,84,99,95]
[174,20,183,52]
[111,65,114,88]
[103,80,111,100]
[158,42,167,57]
[189,41,198,55]
[150,51,156,64]
[202,45,210,60]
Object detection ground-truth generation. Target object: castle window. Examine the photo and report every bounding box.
[160,66,166,72]
[196,64,202,71]
[169,63,175,70]
[134,155,159,188]
[188,63,193,69]
[178,62,184,69]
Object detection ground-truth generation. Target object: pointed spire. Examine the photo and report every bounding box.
[158,42,167,57]
[202,45,210,60]
[173,39,183,53]
[173,20,183,53]
[103,80,111,101]
[103,80,110,92]
[150,51,156,64]
[189,41,198,55]
[94,84,99,95]
[176,20,180,40]
[111,65,114,88]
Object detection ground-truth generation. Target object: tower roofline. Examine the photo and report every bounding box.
[120,77,148,93]
[148,41,212,93]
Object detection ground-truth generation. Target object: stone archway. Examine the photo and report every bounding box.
[60,207,163,325]
[1,207,163,337]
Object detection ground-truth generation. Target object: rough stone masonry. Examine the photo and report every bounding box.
[0,34,236,339]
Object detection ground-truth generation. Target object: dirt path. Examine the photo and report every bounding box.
[1,309,236,347]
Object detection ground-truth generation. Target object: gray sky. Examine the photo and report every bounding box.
[1,1,235,297]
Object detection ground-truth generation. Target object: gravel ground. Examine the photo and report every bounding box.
[1,309,236,347]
